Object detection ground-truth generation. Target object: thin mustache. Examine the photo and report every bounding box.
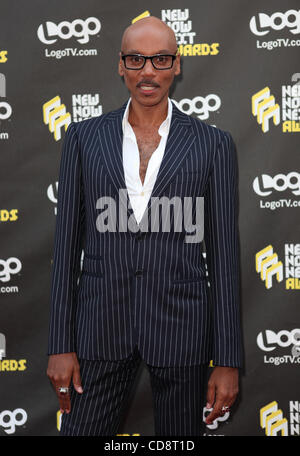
[137,80,160,87]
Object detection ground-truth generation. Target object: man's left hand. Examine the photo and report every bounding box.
[205,366,239,425]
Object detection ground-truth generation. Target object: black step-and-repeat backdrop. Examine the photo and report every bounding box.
[0,0,299,436]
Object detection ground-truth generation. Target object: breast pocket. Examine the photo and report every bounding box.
[81,253,104,277]
[170,170,204,197]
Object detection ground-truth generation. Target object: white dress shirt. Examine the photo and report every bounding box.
[122,97,173,224]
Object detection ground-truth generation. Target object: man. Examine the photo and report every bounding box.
[47,16,243,436]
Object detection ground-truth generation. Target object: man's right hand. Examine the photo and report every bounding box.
[47,352,83,414]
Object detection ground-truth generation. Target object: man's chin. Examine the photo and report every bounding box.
[131,92,168,107]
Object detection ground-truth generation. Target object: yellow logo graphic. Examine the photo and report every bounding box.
[116,434,141,436]
[0,209,18,221]
[43,96,71,141]
[0,51,8,63]
[260,401,288,436]
[132,11,150,24]
[0,359,27,371]
[57,410,61,431]
[255,245,283,289]
[252,87,280,133]
[177,43,219,57]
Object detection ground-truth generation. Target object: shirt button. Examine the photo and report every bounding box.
[140,191,144,196]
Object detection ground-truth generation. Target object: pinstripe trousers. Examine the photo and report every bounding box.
[60,347,209,436]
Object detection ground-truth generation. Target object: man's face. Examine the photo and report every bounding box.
[118,24,180,107]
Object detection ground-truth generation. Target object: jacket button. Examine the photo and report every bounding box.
[134,269,144,276]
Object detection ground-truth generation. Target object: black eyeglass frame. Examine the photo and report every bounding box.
[121,53,178,70]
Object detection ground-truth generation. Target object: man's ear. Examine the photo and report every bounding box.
[118,52,124,77]
[174,53,181,76]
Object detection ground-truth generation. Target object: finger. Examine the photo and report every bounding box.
[72,366,83,394]
[51,379,71,414]
[205,389,239,425]
[57,386,71,414]
[206,380,216,409]
[205,398,224,424]
[206,396,235,425]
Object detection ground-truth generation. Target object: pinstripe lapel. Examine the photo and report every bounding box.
[97,102,127,196]
[140,102,196,225]
[96,101,137,225]
[97,100,196,226]
[147,102,196,199]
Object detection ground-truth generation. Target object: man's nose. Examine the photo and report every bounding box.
[140,58,156,76]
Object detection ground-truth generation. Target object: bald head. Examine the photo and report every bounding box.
[121,16,177,53]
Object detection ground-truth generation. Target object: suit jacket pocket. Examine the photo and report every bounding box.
[81,253,104,277]
[172,275,206,284]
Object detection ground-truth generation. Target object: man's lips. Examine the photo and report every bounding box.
[140,86,157,91]
[137,82,159,90]
[137,83,160,94]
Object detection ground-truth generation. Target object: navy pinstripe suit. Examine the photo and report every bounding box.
[48,100,242,368]
[48,100,243,435]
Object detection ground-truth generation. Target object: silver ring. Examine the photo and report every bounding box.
[221,405,230,412]
[58,387,69,394]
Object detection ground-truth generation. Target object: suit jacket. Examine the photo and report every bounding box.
[48,100,243,367]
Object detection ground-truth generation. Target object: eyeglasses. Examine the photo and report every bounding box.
[121,53,178,70]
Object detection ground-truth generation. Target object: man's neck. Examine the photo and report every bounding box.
[128,96,169,128]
